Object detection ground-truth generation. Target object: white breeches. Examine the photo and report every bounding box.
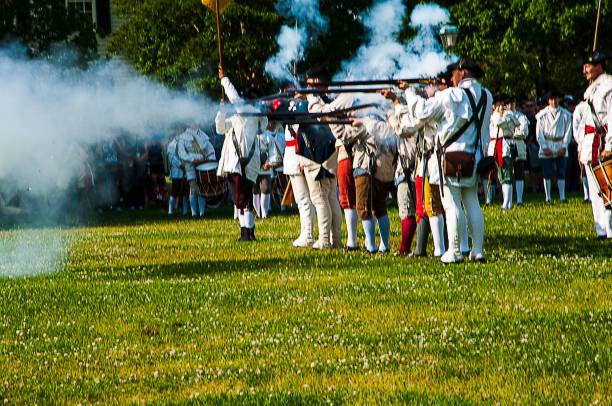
[290,174,315,242]
[586,167,612,238]
[305,176,342,247]
[441,183,485,257]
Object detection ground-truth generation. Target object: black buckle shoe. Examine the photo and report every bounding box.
[237,227,248,242]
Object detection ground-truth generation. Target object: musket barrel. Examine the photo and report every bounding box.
[301,78,435,87]
[259,87,390,100]
[280,119,353,125]
[236,103,379,118]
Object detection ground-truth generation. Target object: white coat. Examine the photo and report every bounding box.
[166,138,184,180]
[257,129,284,176]
[216,77,267,183]
[535,106,572,158]
[573,101,592,165]
[488,109,519,158]
[404,78,493,187]
[583,73,612,152]
[334,115,398,183]
[513,110,530,161]
[392,100,440,185]
[177,128,215,181]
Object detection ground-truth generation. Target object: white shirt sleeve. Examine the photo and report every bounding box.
[404,91,446,126]
[221,77,241,104]
[562,111,573,147]
[605,90,612,151]
[215,111,232,135]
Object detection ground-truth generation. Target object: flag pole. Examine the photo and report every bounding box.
[215,0,223,67]
[593,0,602,51]
[214,0,225,99]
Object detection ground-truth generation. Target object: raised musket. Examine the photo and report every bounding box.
[235,103,379,118]
[259,87,390,101]
[300,78,436,87]
[280,119,353,125]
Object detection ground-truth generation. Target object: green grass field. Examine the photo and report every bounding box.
[1,194,611,405]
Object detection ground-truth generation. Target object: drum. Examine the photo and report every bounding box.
[195,161,225,202]
[591,156,612,210]
[271,167,292,208]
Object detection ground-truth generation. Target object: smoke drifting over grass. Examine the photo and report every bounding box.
[0,43,216,278]
[0,230,66,279]
[339,1,455,80]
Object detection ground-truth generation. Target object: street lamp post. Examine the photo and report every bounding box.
[439,24,459,54]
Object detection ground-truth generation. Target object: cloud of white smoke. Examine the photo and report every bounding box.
[265,0,329,83]
[264,25,307,83]
[0,42,218,278]
[338,1,455,80]
[0,44,213,199]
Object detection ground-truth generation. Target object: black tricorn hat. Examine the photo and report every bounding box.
[582,50,608,65]
[447,58,485,79]
[435,67,453,85]
[305,66,332,83]
[544,89,562,100]
[493,94,506,104]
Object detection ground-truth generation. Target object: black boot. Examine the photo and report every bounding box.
[247,227,257,241]
[410,216,430,257]
[237,227,247,242]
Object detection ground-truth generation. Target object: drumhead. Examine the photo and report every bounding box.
[196,161,218,171]
[274,166,284,173]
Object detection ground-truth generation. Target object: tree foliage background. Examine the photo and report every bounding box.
[0,0,97,59]
[1,0,610,101]
[108,0,611,100]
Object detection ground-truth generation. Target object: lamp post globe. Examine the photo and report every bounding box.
[439,24,459,53]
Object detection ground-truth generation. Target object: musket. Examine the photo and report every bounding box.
[301,78,435,87]
[259,87,390,101]
[235,103,379,118]
[280,119,353,125]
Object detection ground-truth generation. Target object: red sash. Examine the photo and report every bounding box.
[494,139,504,167]
[586,125,600,163]
[286,129,300,153]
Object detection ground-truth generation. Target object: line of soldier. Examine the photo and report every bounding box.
[164,49,611,255]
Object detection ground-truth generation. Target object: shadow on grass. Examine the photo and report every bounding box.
[91,254,319,281]
[0,204,298,230]
[153,388,477,405]
[486,232,610,259]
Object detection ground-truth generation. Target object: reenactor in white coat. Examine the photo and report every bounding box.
[535,90,573,203]
[508,96,530,205]
[573,100,591,203]
[216,68,267,242]
[253,122,284,218]
[489,95,520,209]
[166,123,188,215]
[308,88,360,252]
[177,123,216,217]
[402,58,493,264]
[384,85,447,258]
[580,51,612,240]
[333,109,398,253]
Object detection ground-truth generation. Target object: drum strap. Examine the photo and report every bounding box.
[587,100,606,136]
[191,138,203,156]
[587,100,608,161]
